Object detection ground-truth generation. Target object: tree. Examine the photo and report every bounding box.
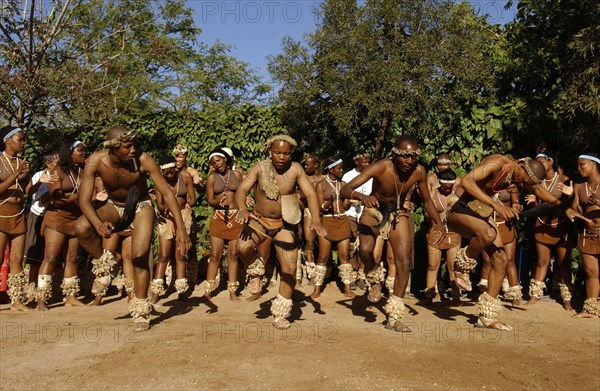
[0,0,270,127]
[501,0,600,154]
[268,0,501,158]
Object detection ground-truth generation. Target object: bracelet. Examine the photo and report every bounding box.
[351,190,357,200]
[321,201,330,210]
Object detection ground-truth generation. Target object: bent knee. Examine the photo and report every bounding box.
[480,227,497,245]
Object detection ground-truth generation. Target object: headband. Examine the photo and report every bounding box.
[579,154,600,165]
[437,158,451,164]
[160,162,176,170]
[3,127,21,142]
[325,159,343,170]
[354,153,369,160]
[439,179,456,184]
[535,153,553,161]
[173,144,188,156]
[518,157,543,184]
[104,129,138,148]
[391,146,421,157]
[70,140,82,151]
[266,134,297,150]
[209,152,226,161]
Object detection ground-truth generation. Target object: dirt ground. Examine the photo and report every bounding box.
[1,278,599,391]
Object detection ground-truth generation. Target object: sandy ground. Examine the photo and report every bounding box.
[1,279,599,391]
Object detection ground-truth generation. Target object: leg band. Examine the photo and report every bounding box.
[338,263,355,285]
[558,283,572,302]
[478,291,501,319]
[366,265,385,286]
[7,271,28,304]
[247,258,265,277]
[503,285,523,301]
[35,274,53,303]
[205,279,218,294]
[271,294,293,319]
[227,281,240,293]
[128,296,153,331]
[305,261,316,279]
[149,279,166,296]
[91,249,117,278]
[314,265,327,287]
[528,280,546,299]
[383,295,405,321]
[123,277,134,294]
[385,276,395,293]
[174,278,188,294]
[61,276,80,297]
[454,247,478,273]
[582,298,600,317]
[477,278,488,293]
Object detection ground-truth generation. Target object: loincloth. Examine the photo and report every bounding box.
[448,194,494,220]
[210,209,243,241]
[158,207,193,240]
[43,207,82,237]
[322,214,351,242]
[0,202,25,235]
[579,228,600,255]
[248,213,298,250]
[427,225,461,250]
[534,217,569,246]
[360,207,411,240]
[107,198,152,230]
[495,219,515,245]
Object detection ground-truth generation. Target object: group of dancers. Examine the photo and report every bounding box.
[1,124,598,332]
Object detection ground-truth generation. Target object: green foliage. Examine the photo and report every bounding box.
[23,105,286,255]
[269,0,501,160]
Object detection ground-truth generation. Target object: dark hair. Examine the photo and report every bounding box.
[436,169,457,181]
[301,152,320,165]
[209,147,232,166]
[394,135,418,148]
[159,155,176,167]
[58,140,80,175]
[581,152,600,172]
[322,156,341,174]
[537,150,559,172]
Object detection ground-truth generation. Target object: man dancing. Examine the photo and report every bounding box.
[75,125,191,331]
[341,136,446,332]
[446,154,583,329]
[234,134,326,329]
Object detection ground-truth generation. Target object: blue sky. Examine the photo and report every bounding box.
[188,0,517,89]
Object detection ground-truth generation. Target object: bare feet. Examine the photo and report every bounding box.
[367,284,382,303]
[562,300,576,314]
[385,319,412,332]
[65,295,86,307]
[573,311,598,318]
[88,295,103,306]
[11,301,33,312]
[246,292,262,302]
[35,301,49,311]
[273,316,290,330]
[454,272,472,292]
[148,291,159,305]
[476,316,513,330]
[525,296,539,306]
[132,321,150,332]
[343,287,356,298]
[511,298,524,307]
[229,292,241,302]
[311,287,321,299]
